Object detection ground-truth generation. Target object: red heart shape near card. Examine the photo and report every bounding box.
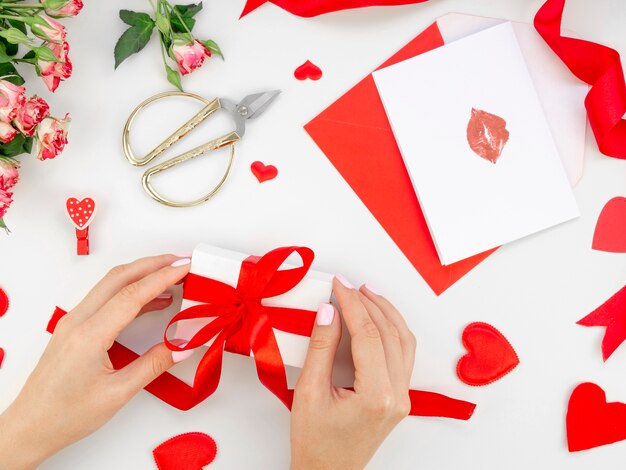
[592,197,626,253]
[65,197,96,230]
[294,60,323,80]
[457,322,519,386]
[567,382,626,452]
[153,432,217,470]
[251,161,278,183]
[0,288,8,317]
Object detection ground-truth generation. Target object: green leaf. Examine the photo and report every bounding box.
[119,9,154,28]
[0,31,18,57]
[165,64,182,91]
[0,217,8,232]
[0,28,31,45]
[170,2,203,33]
[201,39,222,59]
[0,42,13,63]
[0,63,24,85]
[23,137,33,154]
[114,21,155,69]
[0,134,28,158]
[7,19,27,35]
[155,14,170,35]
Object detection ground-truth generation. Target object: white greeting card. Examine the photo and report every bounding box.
[372,22,579,265]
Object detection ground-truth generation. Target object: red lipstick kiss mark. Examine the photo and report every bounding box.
[457,322,519,386]
[467,108,510,163]
[0,288,8,317]
[251,161,278,183]
[294,60,323,81]
[567,382,626,452]
[592,197,626,253]
[153,432,217,470]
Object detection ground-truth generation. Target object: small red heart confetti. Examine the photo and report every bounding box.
[294,60,322,81]
[0,288,8,317]
[153,432,217,470]
[457,322,519,386]
[567,382,626,452]
[592,197,626,253]
[65,197,96,230]
[251,161,278,183]
[0,348,4,368]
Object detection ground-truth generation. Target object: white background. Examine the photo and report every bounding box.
[1,0,625,469]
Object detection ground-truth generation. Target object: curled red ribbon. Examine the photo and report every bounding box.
[48,247,475,420]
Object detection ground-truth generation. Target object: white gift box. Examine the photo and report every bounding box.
[174,244,333,368]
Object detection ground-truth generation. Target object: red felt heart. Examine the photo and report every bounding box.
[153,432,217,470]
[294,60,322,81]
[251,161,278,183]
[592,197,626,253]
[567,382,626,452]
[457,322,519,386]
[65,197,96,230]
[0,288,8,317]
[0,348,4,368]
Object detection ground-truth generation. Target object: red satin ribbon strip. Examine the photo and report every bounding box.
[47,246,476,420]
[534,0,626,160]
[240,0,428,18]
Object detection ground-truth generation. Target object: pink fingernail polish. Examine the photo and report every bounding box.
[335,274,354,289]
[364,283,379,295]
[171,341,194,363]
[171,258,191,268]
[157,293,173,300]
[316,303,334,326]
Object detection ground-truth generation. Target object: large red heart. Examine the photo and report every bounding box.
[294,60,322,81]
[250,161,278,183]
[592,197,626,253]
[153,432,217,470]
[567,382,626,452]
[65,197,96,230]
[457,322,519,386]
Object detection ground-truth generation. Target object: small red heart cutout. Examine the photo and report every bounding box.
[65,197,96,230]
[0,348,4,368]
[567,382,626,452]
[153,432,217,470]
[592,197,626,253]
[0,288,8,317]
[251,161,278,183]
[294,60,322,81]
[457,322,519,386]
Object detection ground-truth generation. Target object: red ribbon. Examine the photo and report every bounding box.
[240,0,427,18]
[48,246,475,420]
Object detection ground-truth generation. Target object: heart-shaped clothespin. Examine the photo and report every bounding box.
[65,197,96,256]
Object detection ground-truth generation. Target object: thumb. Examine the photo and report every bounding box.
[116,340,193,394]
[298,303,342,390]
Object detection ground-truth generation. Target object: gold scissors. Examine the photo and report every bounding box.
[122,90,281,208]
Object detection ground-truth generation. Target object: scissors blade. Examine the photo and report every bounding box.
[237,90,281,120]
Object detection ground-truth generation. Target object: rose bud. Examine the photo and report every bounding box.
[37,41,72,92]
[36,114,71,160]
[170,35,211,76]
[26,16,66,43]
[0,158,19,189]
[0,81,26,123]
[0,123,17,145]
[40,0,83,18]
[14,96,50,137]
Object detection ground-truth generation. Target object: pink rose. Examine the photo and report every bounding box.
[36,114,70,160]
[0,184,13,219]
[40,0,83,18]
[0,122,16,144]
[38,41,72,92]
[0,80,26,123]
[29,16,66,43]
[0,159,19,189]
[14,96,50,137]
[170,37,211,76]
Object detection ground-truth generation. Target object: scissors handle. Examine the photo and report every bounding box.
[142,131,239,208]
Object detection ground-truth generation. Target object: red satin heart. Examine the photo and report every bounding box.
[294,60,322,81]
[567,382,626,452]
[65,197,96,230]
[153,432,217,470]
[457,322,519,386]
[251,161,278,183]
[0,287,8,317]
[592,197,626,253]
[0,347,4,368]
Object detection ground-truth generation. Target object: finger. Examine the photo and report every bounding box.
[114,340,193,395]
[333,276,390,394]
[357,291,408,390]
[138,292,174,316]
[72,254,181,322]
[298,303,342,392]
[86,259,191,345]
[360,285,416,380]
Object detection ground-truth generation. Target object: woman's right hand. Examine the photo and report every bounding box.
[290,276,416,470]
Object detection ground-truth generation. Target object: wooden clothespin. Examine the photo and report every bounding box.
[65,197,96,256]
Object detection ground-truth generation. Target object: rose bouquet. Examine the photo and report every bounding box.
[0,0,81,231]
[114,1,221,91]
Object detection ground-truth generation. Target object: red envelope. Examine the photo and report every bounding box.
[305,22,496,295]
